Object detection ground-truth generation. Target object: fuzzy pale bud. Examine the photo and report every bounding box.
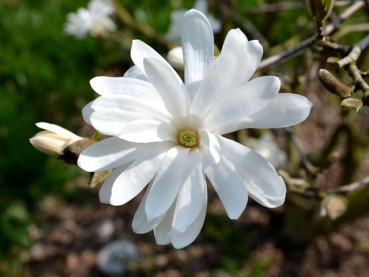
[341,98,363,112]
[320,194,347,220]
[306,0,335,21]
[318,69,352,98]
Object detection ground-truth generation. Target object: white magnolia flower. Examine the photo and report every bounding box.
[78,9,312,248]
[166,0,221,44]
[30,122,83,157]
[248,132,287,168]
[64,0,116,39]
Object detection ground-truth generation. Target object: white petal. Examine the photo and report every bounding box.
[131,40,181,82]
[201,148,248,219]
[198,129,221,166]
[181,9,214,88]
[221,28,248,53]
[204,76,280,131]
[174,149,204,231]
[143,58,190,121]
[36,122,82,141]
[132,179,166,234]
[89,109,128,136]
[190,51,239,119]
[99,141,173,206]
[90,76,162,102]
[171,179,207,249]
[186,81,202,102]
[77,137,152,172]
[145,146,190,221]
[91,95,173,126]
[234,40,263,84]
[213,93,313,135]
[119,120,178,143]
[154,201,176,245]
[217,135,286,208]
[97,164,129,204]
[123,65,149,81]
[82,101,95,125]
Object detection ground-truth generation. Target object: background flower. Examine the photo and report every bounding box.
[64,0,116,38]
[78,9,312,248]
[247,132,287,168]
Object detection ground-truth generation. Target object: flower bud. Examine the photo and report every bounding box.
[318,69,352,98]
[341,98,363,112]
[30,122,84,157]
[320,194,347,220]
[306,0,335,21]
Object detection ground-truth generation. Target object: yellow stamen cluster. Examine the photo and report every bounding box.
[179,130,197,147]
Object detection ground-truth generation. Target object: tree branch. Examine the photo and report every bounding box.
[258,1,365,70]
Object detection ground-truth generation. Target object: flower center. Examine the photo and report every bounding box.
[178,130,197,147]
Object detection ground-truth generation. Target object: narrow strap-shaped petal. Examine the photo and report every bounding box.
[132,179,166,234]
[181,9,214,87]
[190,51,239,120]
[91,95,173,124]
[212,93,313,135]
[173,149,205,231]
[82,101,94,125]
[204,76,280,132]
[90,76,162,102]
[36,122,82,141]
[201,148,248,220]
[99,141,174,205]
[145,146,190,221]
[154,200,176,245]
[78,137,152,172]
[119,120,178,143]
[143,58,190,121]
[171,176,207,249]
[131,40,181,83]
[198,129,221,166]
[234,40,263,84]
[217,135,286,208]
[221,28,248,53]
[123,65,149,82]
[89,109,131,137]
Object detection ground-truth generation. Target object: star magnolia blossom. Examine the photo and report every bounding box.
[78,9,312,248]
[64,0,116,39]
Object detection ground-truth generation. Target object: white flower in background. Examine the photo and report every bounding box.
[78,9,312,248]
[166,0,221,44]
[30,122,83,157]
[167,46,185,70]
[64,0,116,39]
[248,132,287,168]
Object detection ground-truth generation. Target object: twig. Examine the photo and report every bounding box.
[285,127,317,175]
[329,175,369,193]
[336,34,369,66]
[112,0,175,50]
[233,13,269,50]
[362,70,369,77]
[239,2,305,14]
[258,1,365,70]
[332,23,369,40]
